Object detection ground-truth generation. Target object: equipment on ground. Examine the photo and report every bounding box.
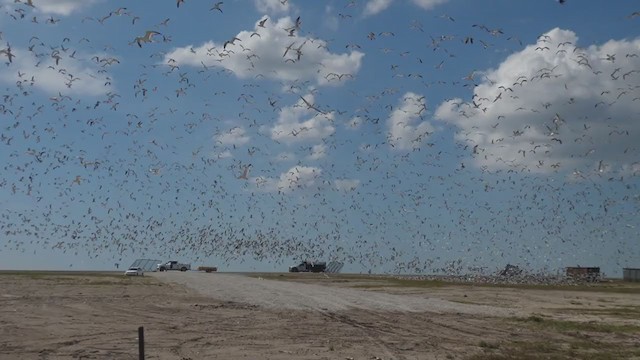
[197,266,218,273]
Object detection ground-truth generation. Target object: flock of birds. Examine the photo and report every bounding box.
[0,1,638,275]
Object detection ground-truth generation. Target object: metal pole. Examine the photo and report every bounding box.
[138,326,145,360]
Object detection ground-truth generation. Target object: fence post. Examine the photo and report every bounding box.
[138,326,145,360]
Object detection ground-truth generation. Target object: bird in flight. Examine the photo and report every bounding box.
[223,37,240,49]
[283,42,296,57]
[132,31,161,47]
[238,165,251,180]
[0,44,14,63]
[300,95,325,114]
[211,2,223,13]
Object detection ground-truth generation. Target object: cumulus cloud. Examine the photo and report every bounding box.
[214,150,233,159]
[1,0,99,16]
[307,144,327,160]
[363,0,393,16]
[410,0,449,10]
[215,127,250,147]
[269,94,335,144]
[334,179,360,191]
[254,0,290,14]
[387,92,435,150]
[363,0,448,16]
[252,166,322,193]
[163,16,363,87]
[435,28,640,175]
[0,47,113,96]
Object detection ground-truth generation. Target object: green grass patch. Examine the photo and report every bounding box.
[0,270,121,278]
[515,316,640,334]
[552,306,640,319]
[244,273,640,294]
[463,281,640,294]
[0,271,155,285]
[478,340,500,349]
[449,299,488,305]
[351,278,448,289]
[248,273,449,289]
[468,339,640,360]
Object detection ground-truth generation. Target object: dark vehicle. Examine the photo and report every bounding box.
[289,260,327,273]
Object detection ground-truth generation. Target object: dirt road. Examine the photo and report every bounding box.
[151,271,513,315]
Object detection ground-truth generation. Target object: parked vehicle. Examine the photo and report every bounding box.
[124,267,144,276]
[157,260,191,272]
[289,260,326,273]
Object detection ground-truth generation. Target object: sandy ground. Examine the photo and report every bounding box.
[0,271,639,360]
[153,272,515,315]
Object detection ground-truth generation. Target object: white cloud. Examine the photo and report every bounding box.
[0,47,113,96]
[1,0,99,16]
[435,28,640,175]
[163,16,363,87]
[363,0,393,16]
[307,144,327,160]
[214,150,233,159]
[215,127,250,147]
[387,92,435,150]
[269,94,335,144]
[37,0,98,15]
[254,0,290,14]
[363,0,447,16]
[252,166,322,193]
[334,179,360,191]
[410,0,449,10]
[621,162,640,177]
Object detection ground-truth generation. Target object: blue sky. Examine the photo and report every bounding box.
[0,0,638,276]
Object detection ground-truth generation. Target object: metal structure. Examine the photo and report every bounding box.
[623,268,640,282]
[129,259,163,272]
[325,261,344,274]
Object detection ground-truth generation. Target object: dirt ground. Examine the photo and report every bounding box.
[0,271,639,360]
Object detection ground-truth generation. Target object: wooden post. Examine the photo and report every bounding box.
[138,326,145,360]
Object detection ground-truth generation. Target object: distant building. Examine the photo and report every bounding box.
[623,268,640,282]
[566,266,600,282]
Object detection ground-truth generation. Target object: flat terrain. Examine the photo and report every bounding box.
[1,271,639,359]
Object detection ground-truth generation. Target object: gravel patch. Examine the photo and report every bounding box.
[151,272,515,316]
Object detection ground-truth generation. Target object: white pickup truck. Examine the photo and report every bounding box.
[157,260,191,272]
